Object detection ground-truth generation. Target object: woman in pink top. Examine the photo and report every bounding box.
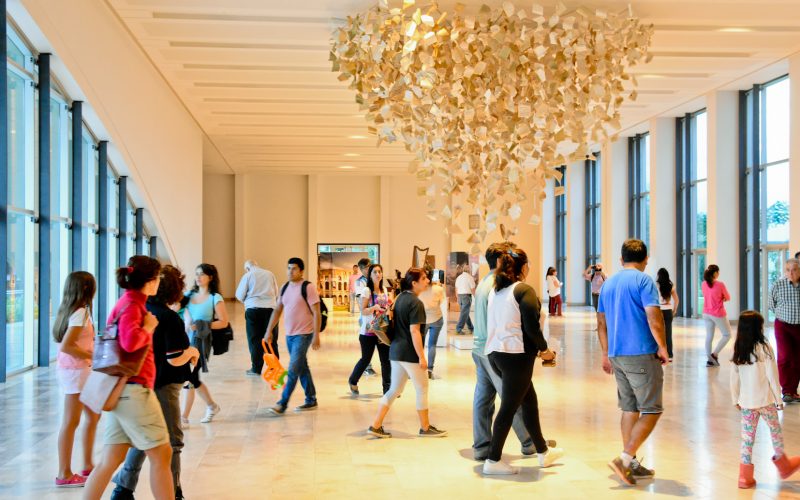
[702,264,732,367]
[52,271,100,488]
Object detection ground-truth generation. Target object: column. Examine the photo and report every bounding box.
[566,160,585,303]
[71,101,83,270]
[707,90,740,319]
[36,53,51,366]
[379,176,391,268]
[648,118,677,276]
[307,175,318,283]
[149,236,158,259]
[790,54,800,254]
[134,208,144,255]
[601,138,629,273]
[117,176,128,267]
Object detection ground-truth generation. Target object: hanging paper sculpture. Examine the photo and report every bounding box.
[331,1,653,253]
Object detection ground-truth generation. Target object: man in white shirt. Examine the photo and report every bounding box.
[235,260,279,376]
[455,266,476,335]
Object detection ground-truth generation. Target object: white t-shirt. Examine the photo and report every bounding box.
[546,275,562,297]
[659,286,675,310]
[455,272,476,295]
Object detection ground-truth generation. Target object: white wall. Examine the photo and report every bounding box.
[541,180,556,283]
[601,139,629,273]
[18,0,204,271]
[648,118,677,277]
[790,54,800,255]
[566,161,586,303]
[203,174,236,297]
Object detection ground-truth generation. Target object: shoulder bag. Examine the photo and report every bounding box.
[211,297,234,355]
[92,305,150,377]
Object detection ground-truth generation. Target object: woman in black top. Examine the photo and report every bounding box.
[111,265,198,500]
[482,249,562,475]
[367,268,446,439]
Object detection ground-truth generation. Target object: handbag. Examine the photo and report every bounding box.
[80,371,129,413]
[92,305,150,377]
[211,300,233,355]
[367,293,394,346]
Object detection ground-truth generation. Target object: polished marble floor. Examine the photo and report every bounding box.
[2,305,800,499]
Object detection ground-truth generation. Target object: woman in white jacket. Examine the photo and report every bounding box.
[482,248,563,475]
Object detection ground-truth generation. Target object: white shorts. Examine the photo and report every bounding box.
[57,366,91,395]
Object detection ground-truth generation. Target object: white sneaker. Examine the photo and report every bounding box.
[180,417,190,429]
[538,447,564,468]
[200,403,220,423]
[482,459,518,475]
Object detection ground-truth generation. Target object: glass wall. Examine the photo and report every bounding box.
[740,76,791,320]
[628,133,650,247]
[1,23,158,378]
[584,153,601,304]
[555,165,567,300]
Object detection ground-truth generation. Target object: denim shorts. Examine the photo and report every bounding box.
[610,354,664,414]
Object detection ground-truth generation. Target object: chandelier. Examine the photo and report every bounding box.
[331,1,653,253]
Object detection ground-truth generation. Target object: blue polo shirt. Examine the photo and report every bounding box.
[597,268,660,357]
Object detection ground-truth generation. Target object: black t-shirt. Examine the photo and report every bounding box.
[147,301,191,388]
[389,291,427,363]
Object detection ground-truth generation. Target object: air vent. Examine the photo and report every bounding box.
[651,51,752,58]
[170,41,328,51]
[184,63,329,72]
[153,12,331,24]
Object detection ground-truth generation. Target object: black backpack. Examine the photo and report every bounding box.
[280,281,328,332]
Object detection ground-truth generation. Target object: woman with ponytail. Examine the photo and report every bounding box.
[84,256,175,500]
[701,264,732,367]
[482,249,563,475]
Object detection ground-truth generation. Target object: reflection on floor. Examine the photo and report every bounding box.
[2,306,800,499]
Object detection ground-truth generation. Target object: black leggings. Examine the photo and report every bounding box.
[348,335,391,393]
[487,352,547,461]
[661,309,674,358]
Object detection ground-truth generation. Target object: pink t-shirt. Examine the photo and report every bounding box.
[280,281,320,336]
[57,307,94,369]
[702,280,730,318]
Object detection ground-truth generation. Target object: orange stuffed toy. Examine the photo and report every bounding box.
[262,340,287,390]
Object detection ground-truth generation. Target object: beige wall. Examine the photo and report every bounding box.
[203,174,236,297]
[316,176,380,243]
[18,0,204,270]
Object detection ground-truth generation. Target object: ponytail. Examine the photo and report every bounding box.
[494,248,528,291]
[703,264,719,288]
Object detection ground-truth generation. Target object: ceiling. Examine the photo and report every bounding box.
[106,0,800,175]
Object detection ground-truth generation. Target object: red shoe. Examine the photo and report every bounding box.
[738,463,756,489]
[773,454,800,479]
[80,468,93,477]
[55,474,87,488]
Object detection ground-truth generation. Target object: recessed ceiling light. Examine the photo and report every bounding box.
[348,135,368,139]
[344,153,361,157]
[717,27,752,33]
[339,165,356,169]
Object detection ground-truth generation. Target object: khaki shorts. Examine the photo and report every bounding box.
[610,354,664,414]
[104,384,169,450]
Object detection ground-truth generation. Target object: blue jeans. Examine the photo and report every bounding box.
[426,318,445,371]
[278,334,316,407]
[457,294,474,333]
[471,352,533,457]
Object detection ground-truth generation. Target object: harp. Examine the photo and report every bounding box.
[412,246,430,268]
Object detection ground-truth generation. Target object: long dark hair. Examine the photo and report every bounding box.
[732,310,771,365]
[703,264,719,288]
[656,268,673,301]
[495,248,528,291]
[52,272,96,343]
[192,263,221,295]
[546,266,556,277]
[117,255,161,290]
[366,264,385,295]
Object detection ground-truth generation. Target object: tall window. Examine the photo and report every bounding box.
[676,110,708,317]
[125,197,136,260]
[107,165,120,306]
[47,94,71,358]
[740,76,791,319]
[6,27,37,372]
[555,165,567,299]
[585,153,601,304]
[628,134,650,247]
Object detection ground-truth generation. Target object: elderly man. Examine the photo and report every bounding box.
[769,258,800,403]
[236,260,279,376]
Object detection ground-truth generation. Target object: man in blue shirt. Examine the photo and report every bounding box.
[597,239,667,487]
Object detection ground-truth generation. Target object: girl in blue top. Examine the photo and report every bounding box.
[181,263,228,427]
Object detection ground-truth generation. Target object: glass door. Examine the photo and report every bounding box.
[762,246,789,321]
[691,250,706,318]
